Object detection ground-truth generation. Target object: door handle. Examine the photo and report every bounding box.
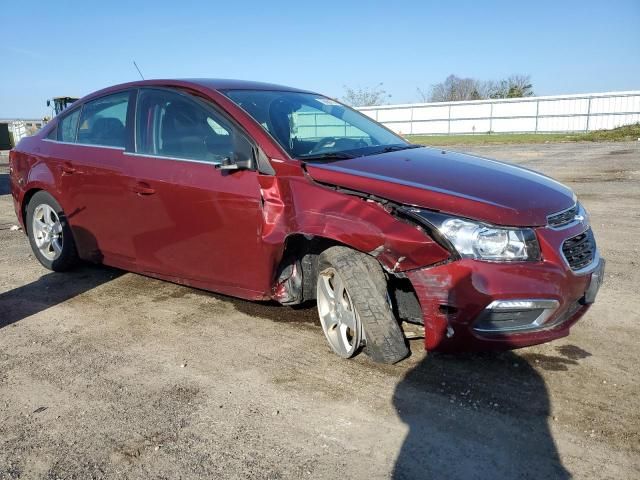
[132,181,155,196]
[61,162,76,174]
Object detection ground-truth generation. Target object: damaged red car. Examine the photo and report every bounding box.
[9,79,604,363]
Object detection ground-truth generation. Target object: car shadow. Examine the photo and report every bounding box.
[0,265,123,329]
[392,349,570,479]
[0,172,10,195]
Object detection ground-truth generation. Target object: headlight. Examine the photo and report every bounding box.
[402,209,541,261]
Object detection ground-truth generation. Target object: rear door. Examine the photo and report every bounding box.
[125,87,268,296]
[49,91,137,267]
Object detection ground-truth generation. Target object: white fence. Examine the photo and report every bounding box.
[357,91,640,135]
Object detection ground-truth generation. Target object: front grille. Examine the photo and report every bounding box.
[548,204,578,228]
[562,228,596,270]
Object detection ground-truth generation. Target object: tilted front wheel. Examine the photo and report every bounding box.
[316,247,409,364]
[26,191,78,271]
[317,266,362,358]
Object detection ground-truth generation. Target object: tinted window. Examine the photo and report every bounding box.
[77,92,129,148]
[57,108,80,142]
[136,88,234,163]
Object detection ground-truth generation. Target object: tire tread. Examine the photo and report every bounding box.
[318,246,409,364]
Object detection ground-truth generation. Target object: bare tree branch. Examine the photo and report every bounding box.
[342,83,391,107]
[424,74,534,102]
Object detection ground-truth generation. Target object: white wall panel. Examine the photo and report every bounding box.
[450,103,492,119]
[412,105,449,121]
[411,121,449,134]
[590,95,640,114]
[538,98,589,116]
[491,117,537,132]
[386,122,413,134]
[537,115,588,132]
[358,92,639,135]
[492,101,537,118]
[588,113,640,130]
[449,119,491,134]
[377,108,412,122]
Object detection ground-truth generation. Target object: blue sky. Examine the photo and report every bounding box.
[1,0,639,118]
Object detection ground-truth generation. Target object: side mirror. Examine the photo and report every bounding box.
[46,100,51,107]
[217,157,239,171]
[216,134,255,171]
[233,134,255,170]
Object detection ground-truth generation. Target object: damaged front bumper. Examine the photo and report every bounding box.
[405,253,604,352]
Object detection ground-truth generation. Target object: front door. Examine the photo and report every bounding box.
[125,87,269,297]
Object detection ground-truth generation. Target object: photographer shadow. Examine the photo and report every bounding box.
[392,349,570,479]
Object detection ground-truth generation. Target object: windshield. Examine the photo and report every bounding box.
[222,90,411,160]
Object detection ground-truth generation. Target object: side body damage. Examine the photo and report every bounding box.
[258,168,450,307]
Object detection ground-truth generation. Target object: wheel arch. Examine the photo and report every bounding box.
[272,233,347,305]
[21,187,43,227]
[273,233,423,324]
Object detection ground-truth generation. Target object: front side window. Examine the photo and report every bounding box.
[136,88,235,163]
[222,90,409,159]
[57,108,81,143]
[77,91,129,148]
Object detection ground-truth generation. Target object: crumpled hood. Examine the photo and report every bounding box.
[304,147,575,227]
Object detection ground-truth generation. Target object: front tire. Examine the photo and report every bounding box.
[26,191,78,271]
[316,247,409,364]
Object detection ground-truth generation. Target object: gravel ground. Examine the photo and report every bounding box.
[0,142,639,479]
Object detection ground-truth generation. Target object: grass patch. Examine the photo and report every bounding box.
[407,123,640,146]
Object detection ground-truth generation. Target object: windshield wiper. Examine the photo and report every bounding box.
[299,152,355,162]
[377,144,424,153]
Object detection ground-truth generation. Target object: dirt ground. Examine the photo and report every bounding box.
[0,142,639,480]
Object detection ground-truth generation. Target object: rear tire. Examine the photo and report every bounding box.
[26,191,78,272]
[316,246,409,364]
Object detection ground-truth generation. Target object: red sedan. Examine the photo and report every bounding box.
[9,79,604,363]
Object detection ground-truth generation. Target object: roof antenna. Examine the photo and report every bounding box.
[133,60,145,80]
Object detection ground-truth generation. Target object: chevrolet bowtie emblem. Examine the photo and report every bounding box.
[574,214,585,222]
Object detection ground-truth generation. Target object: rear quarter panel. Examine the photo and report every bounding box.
[10,136,65,228]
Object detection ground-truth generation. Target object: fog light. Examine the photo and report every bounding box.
[474,299,559,333]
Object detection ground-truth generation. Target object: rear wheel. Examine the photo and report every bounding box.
[26,191,78,271]
[316,247,409,364]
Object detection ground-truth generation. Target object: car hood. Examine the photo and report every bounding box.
[303,147,575,227]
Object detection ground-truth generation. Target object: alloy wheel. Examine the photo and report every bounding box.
[317,267,362,357]
[32,204,64,261]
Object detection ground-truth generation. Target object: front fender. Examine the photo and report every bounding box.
[260,175,450,273]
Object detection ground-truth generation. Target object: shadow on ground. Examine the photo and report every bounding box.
[0,265,123,329]
[391,350,573,479]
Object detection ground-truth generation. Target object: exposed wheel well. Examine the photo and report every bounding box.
[275,234,422,322]
[21,188,42,227]
[275,234,341,305]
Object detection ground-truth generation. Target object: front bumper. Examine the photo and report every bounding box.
[406,222,603,351]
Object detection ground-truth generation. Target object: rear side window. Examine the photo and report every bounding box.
[136,88,234,163]
[77,92,129,148]
[57,108,80,142]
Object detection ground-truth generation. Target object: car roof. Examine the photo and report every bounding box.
[181,78,314,93]
[82,78,315,102]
